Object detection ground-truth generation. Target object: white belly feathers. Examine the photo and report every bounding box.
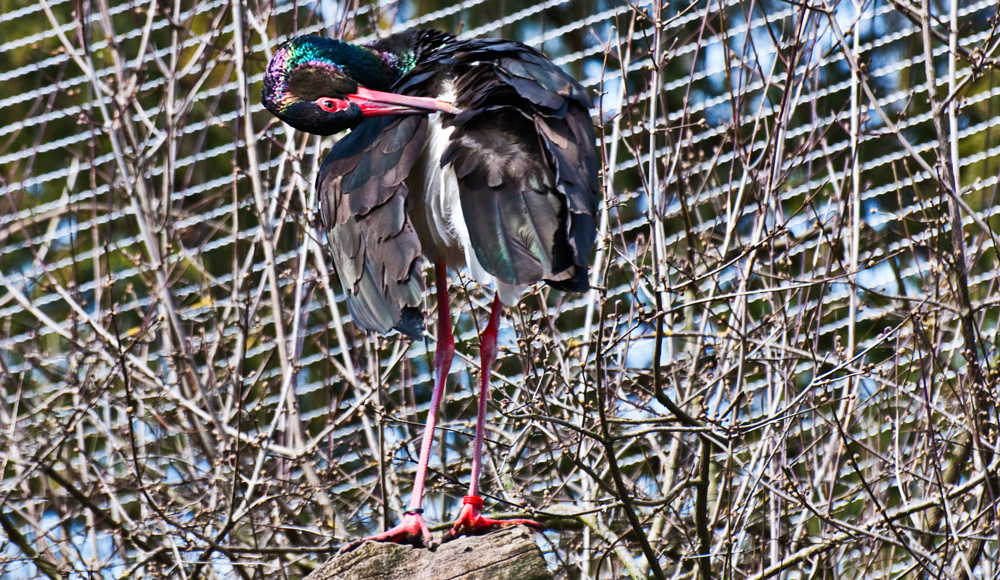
[415,88,522,305]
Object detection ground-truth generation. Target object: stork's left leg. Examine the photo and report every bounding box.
[442,294,545,542]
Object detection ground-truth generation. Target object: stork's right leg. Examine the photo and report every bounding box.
[441,293,544,543]
[340,263,455,553]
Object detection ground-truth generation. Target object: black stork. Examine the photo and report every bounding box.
[261,28,598,550]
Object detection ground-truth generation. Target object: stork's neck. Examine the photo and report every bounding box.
[306,39,406,91]
[365,29,455,86]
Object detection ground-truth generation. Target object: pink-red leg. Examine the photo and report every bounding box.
[340,263,455,553]
[442,294,545,543]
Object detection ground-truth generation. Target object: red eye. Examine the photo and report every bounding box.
[316,97,349,113]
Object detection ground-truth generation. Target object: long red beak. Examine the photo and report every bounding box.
[348,87,459,117]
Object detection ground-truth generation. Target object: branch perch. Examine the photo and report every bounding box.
[304,527,553,580]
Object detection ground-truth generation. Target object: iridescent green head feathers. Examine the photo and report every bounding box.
[261,34,427,136]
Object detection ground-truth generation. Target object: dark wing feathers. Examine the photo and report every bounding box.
[441,110,563,286]
[319,115,427,338]
[534,107,599,292]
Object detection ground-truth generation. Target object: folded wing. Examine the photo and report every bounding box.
[318,115,428,338]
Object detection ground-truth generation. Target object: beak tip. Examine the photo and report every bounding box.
[436,100,460,115]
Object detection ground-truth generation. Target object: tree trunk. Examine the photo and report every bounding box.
[304,526,554,580]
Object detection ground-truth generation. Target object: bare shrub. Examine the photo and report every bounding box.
[1,0,998,578]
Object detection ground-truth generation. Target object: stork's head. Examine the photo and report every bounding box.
[262,35,458,136]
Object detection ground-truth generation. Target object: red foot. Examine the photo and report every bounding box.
[339,511,432,553]
[441,496,545,543]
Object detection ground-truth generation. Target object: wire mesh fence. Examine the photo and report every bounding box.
[1,0,999,577]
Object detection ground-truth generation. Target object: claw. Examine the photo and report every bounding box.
[441,496,545,543]
[339,511,433,553]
